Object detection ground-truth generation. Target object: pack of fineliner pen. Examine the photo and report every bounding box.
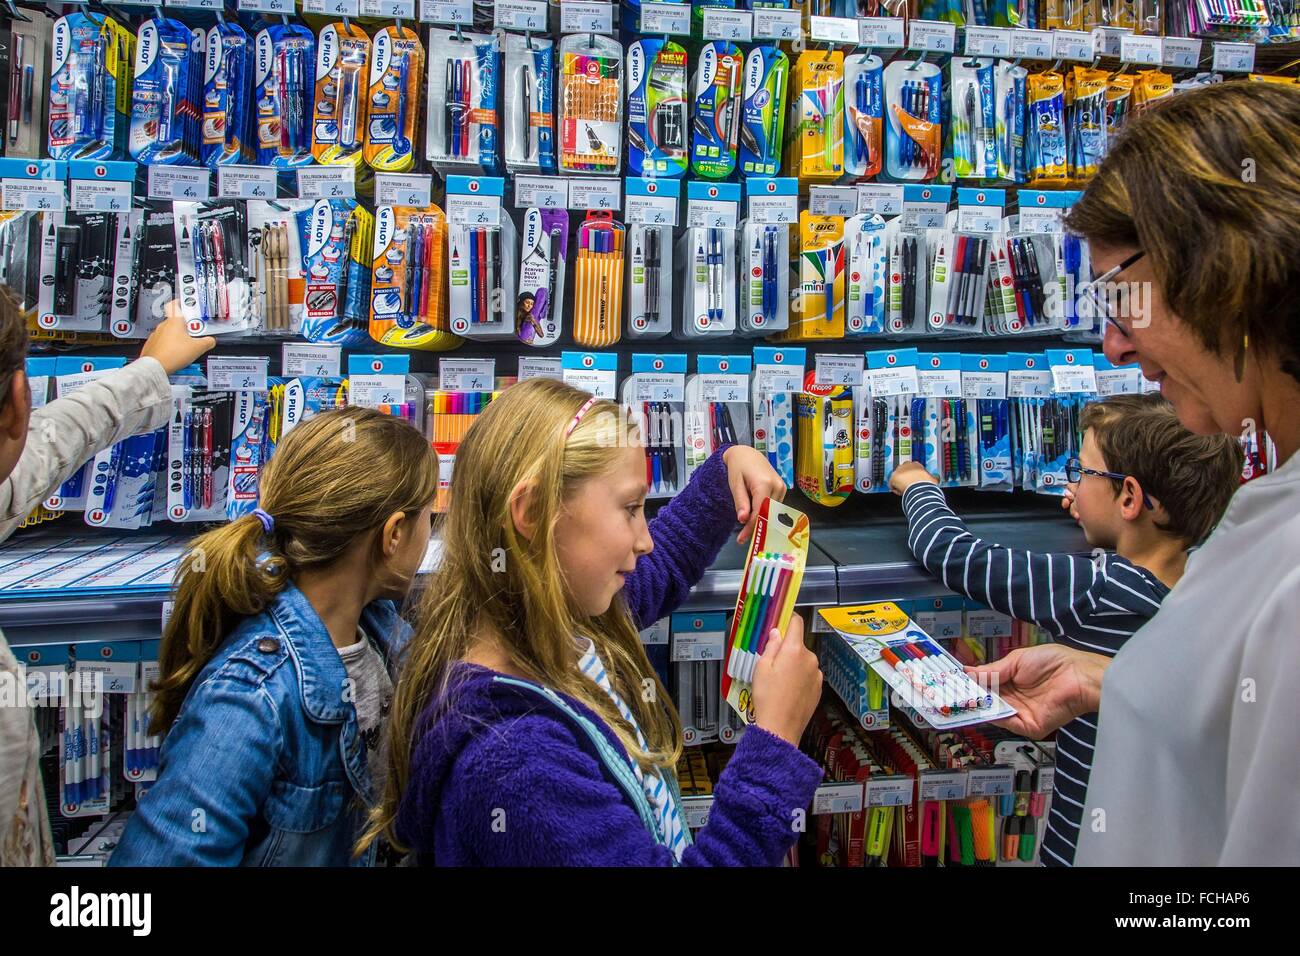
[165,389,232,522]
[795,373,854,508]
[369,204,459,351]
[994,60,1027,183]
[129,16,203,166]
[255,24,316,168]
[722,497,809,722]
[296,199,374,348]
[627,222,672,340]
[684,355,752,481]
[678,225,736,338]
[843,213,887,338]
[503,33,555,174]
[626,38,688,178]
[173,199,254,336]
[622,353,687,499]
[926,213,993,335]
[883,59,942,182]
[448,215,518,341]
[962,354,1013,491]
[690,41,742,180]
[517,207,568,347]
[49,13,134,161]
[203,21,253,167]
[572,212,626,347]
[738,219,790,336]
[557,34,622,176]
[311,21,370,169]
[739,46,787,177]
[43,357,128,513]
[844,53,883,180]
[364,26,422,173]
[426,28,501,174]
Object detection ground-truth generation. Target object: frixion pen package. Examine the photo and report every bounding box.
[364,25,422,173]
[203,21,253,167]
[738,219,789,336]
[516,207,568,348]
[49,12,134,161]
[843,212,888,338]
[369,204,460,351]
[107,208,145,338]
[255,24,316,168]
[36,211,114,332]
[129,16,203,166]
[949,57,996,180]
[503,33,556,174]
[311,21,370,169]
[844,53,883,180]
[296,198,374,347]
[626,38,688,178]
[691,41,743,180]
[173,199,254,336]
[738,46,787,178]
[426,28,501,174]
[135,202,179,335]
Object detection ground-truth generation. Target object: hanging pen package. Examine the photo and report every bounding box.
[795,372,854,508]
[426,28,500,173]
[369,203,459,351]
[448,221,518,341]
[173,199,255,336]
[254,23,315,168]
[310,20,370,169]
[37,210,114,332]
[778,210,843,342]
[843,213,888,338]
[558,33,622,175]
[911,352,977,490]
[364,25,422,173]
[844,53,883,180]
[249,199,310,337]
[48,12,134,161]
[44,358,128,512]
[994,59,1027,183]
[926,228,993,334]
[949,57,996,180]
[678,226,736,339]
[627,221,673,340]
[857,348,922,495]
[884,217,928,334]
[203,20,253,167]
[165,389,233,523]
[623,353,687,499]
[789,49,843,184]
[684,354,752,482]
[690,41,743,180]
[129,16,203,166]
[227,387,278,521]
[962,354,1013,492]
[884,58,942,182]
[503,32,555,174]
[296,198,374,347]
[739,219,789,336]
[739,46,787,177]
[751,346,803,491]
[516,206,568,347]
[3,10,53,158]
[1026,71,1067,186]
[572,211,626,348]
[626,38,687,178]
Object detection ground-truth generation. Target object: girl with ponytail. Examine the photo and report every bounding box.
[111,407,438,866]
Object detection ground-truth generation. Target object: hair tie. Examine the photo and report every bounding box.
[564,396,600,439]
[252,508,275,534]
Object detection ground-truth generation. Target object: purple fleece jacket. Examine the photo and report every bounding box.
[396,447,824,866]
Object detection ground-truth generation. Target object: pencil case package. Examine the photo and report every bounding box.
[296,198,374,347]
[994,60,1027,183]
[722,497,810,722]
[572,211,626,347]
[448,216,519,341]
[37,211,113,332]
[248,199,310,337]
[254,24,316,168]
[129,16,202,166]
[516,207,568,347]
[503,33,556,174]
[49,12,133,161]
[227,387,277,521]
[843,213,888,338]
[165,389,234,523]
[173,199,255,336]
[690,41,742,180]
[949,58,996,181]
[678,226,736,339]
[1025,71,1066,186]
[883,59,942,182]
[558,33,622,176]
[311,21,370,169]
[5,11,53,159]
[844,53,883,180]
[820,603,1018,730]
[426,28,500,173]
[776,210,844,342]
[364,25,422,173]
[684,364,752,481]
[203,21,253,167]
[369,204,460,351]
[626,38,688,178]
[738,46,787,177]
[795,375,854,507]
[627,223,673,340]
[738,219,789,336]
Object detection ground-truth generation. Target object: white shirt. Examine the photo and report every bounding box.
[1075,449,1300,865]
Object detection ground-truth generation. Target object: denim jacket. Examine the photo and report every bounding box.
[110,583,408,867]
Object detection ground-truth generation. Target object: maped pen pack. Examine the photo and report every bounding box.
[788,50,843,184]
[684,354,752,481]
[949,58,997,180]
[48,13,134,161]
[795,372,854,508]
[884,60,942,182]
[4,11,53,159]
[558,34,622,175]
[311,21,370,168]
[364,26,422,173]
[503,33,555,174]
[779,210,844,342]
[45,357,129,512]
[626,39,687,178]
[173,199,255,336]
[37,211,114,331]
[426,29,500,173]
[751,346,803,489]
[738,46,787,177]
[248,199,309,337]
[844,54,883,180]
[129,17,202,166]
[739,219,790,336]
[962,354,1012,491]
[203,22,253,167]
[722,497,809,721]
[690,41,742,180]
[627,221,672,340]
[622,353,686,499]
[1026,72,1066,186]
[296,198,374,347]
[516,207,568,347]
[254,24,316,168]
[572,212,626,348]
[369,204,458,351]
[679,226,736,338]
[843,213,888,337]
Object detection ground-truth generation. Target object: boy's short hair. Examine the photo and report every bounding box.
[0,288,29,415]
[1081,393,1244,546]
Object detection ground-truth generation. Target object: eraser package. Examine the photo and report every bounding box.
[296,198,374,347]
[844,54,883,180]
[884,59,942,182]
[503,33,556,174]
[173,199,254,336]
[369,204,458,351]
[738,219,789,336]
[516,207,568,347]
[254,24,316,168]
[627,223,671,340]
[843,213,888,337]
[49,13,134,161]
[203,21,253,167]
[448,216,519,340]
[4,11,53,159]
[795,375,854,508]
[950,58,997,180]
[129,16,202,167]
[690,41,742,180]
[311,21,370,169]
[364,26,422,173]
[558,34,621,175]
[427,29,501,173]
[572,212,626,347]
[626,39,688,178]
[679,226,736,338]
[739,46,787,177]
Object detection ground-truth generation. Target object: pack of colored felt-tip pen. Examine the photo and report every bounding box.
[48,12,135,161]
[296,199,374,347]
[203,21,253,167]
[557,34,622,175]
[819,603,1017,730]
[311,21,370,170]
[503,33,556,174]
[626,38,688,178]
[129,16,203,166]
[426,28,500,174]
[722,497,809,722]
[255,24,316,168]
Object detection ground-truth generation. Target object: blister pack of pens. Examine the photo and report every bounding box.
[1065,66,1107,183]
[1133,69,1173,110]
[166,389,234,522]
[962,354,1013,491]
[789,50,843,183]
[843,213,888,337]
[857,349,919,494]
[59,692,113,817]
[369,204,458,351]
[626,38,688,178]
[255,24,315,168]
[3,11,52,159]
[124,689,162,784]
[278,376,348,438]
[449,216,518,340]
[296,199,374,346]
[129,16,202,166]
[173,200,252,336]
[986,231,1059,334]
[248,199,309,337]
[994,60,1027,182]
[722,497,809,721]
[82,424,166,530]
[627,223,671,339]
[796,375,854,507]
[739,219,790,335]
[1026,72,1067,186]
[130,203,178,337]
[926,227,993,333]
[674,657,721,745]
[503,33,556,174]
[48,12,134,161]
[428,389,499,452]
[310,21,369,168]
[572,212,626,347]
[884,60,942,182]
[203,21,253,167]
[844,53,883,180]
[949,58,996,180]
[558,34,621,175]
[364,26,422,173]
[752,383,795,490]
[227,388,277,521]
[517,207,568,347]
[684,357,753,480]
[884,219,928,335]
[690,41,742,180]
[779,210,843,341]
[623,353,687,498]
[37,210,114,331]
[913,355,978,489]
[679,226,736,338]
[42,359,123,512]
[1104,72,1134,152]
[739,46,787,177]
[427,29,501,173]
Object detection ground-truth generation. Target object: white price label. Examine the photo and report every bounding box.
[237,0,293,13]
[670,631,726,662]
[1212,41,1255,73]
[964,26,1010,58]
[919,368,962,398]
[809,185,857,217]
[420,0,473,23]
[166,0,223,10]
[1120,34,1163,66]
[1018,206,1064,235]
[704,10,753,43]
[218,165,278,200]
[1052,30,1093,62]
[448,194,502,226]
[1,179,65,211]
[903,200,948,230]
[866,775,914,807]
[748,195,797,224]
[639,620,670,646]
[752,9,801,41]
[559,1,613,33]
[681,796,712,829]
[857,184,903,216]
[641,1,692,35]
[350,374,406,406]
[869,364,921,396]
[515,175,569,210]
[1052,364,1099,394]
[859,17,906,48]
[908,20,956,54]
[634,373,684,403]
[494,0,547,30]
[70,179,132,212]
[282,344,342,378]
[562,369,617,400]
[207,358,270,392]
[302,0,359,14]
[1011,29,1053,60]
[439,358,496,392]
[147,166,210,200]
[361,0,413,14]
[756,367,801,394]
[815,354,864,387]
[375,173,433,208]
[919,770,968,802]
[296,166,355,200]
[700,374,748,403]
[967,767,1015,797]
[809,15,859,45]
[687,200,737,231]
[812,782,865,815]
[625,194,678,227]
[1008,369,1053,399]
[568,178,621,211]
[1162,37,1202,70]
[962,370,1007,400]
[1092,26,1129,58]
[518,356,563,381]
[957,207,1002,234]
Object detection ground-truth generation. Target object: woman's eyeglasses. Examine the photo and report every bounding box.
[1065,457,1154,510]
[1078,250,1145,334]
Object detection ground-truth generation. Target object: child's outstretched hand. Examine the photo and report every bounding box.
[722,445,787,544]
[139,308,216,375]
[750,614,822,747]
[889,461,939,497]
[966,644,1109,739]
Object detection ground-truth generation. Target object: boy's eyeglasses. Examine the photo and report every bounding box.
[1078,250,1145,335]
[1065,457,1154,510]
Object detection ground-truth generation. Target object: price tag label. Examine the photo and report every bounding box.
[1052,30,1093,62]
[809,15,859,45]
[869,364,921,396]
[809,185,857,217]
[919,769,968,802]
[167,0,223,10]
[967,767,1015,797]
[965,26,1010,58]
[962,370,1007,400]
[857,183,903,216]
[1011,29,1053,60]
[302,0,359,14]
[957,206,1002,233]
[282,343,342,378]
[908,20,956,54]
[494,0,548,30]
[639,619,669,646]
[752,9,801,41]
[815,354,864,387]
[1162,37,1202,70]
[859,17,906,48]
[218,165,278,200]
[361,0,414,15]
[686,199,737,231]
[902,200,948,230]
[420,0,473,23]
[568,178,621,211]
[237,0,293,13]
[1212,41,1255,73]
[76,660,137,695]
[147,166,210,200]
[641,1,692,35]
[375,173,433,208]
[1019,205,1065,235]
[208,357,270,392]
[748,194,797,224]
[439,358,496,392]
[756,366,802,394]
[625,193,678,227]
[681,796,712,829]
[515,175,569,210]
[1092,26,1129,58]
[448,193,502,226]
[560,1,613,33]
[1,178,65,211]
[1037,765,1055,794]
[866,775,914,807]
[1120,34,1162,66]
[350,374,406,406]
[703,9,753,43]
[296,165,355,200]
[1052,363,1099,394]
[634,373,684,403]
[70,179,132,212]
[671,631,726,662]
[813,782,865,815]
[562,369,617,399]
[700,374,748,403]
[518,356,563,381]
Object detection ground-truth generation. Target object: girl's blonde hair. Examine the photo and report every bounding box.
[150,407,439,733]
[362,377,682,854]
